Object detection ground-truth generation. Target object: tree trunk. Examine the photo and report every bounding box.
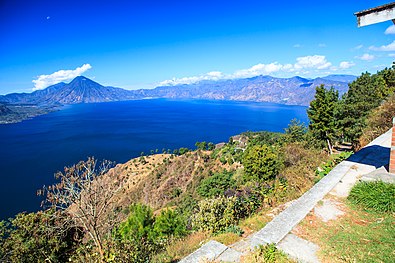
[327,139,333,155]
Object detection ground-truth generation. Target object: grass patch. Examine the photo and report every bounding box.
[296,199,395,262]
[241,243,295,263]
[348,181,395,212]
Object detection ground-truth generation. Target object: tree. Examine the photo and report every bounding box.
[195,141,208,150]
[284,119,307,143]
[307,85,339,154]
[337,68,395,147]
[0,210,81,263]
[242,144,279,182]
[117,204,159,263]
[39,157,127,260]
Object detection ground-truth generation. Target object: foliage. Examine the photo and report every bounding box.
[348,181,395,212]
[242,144,280,183]
[38,157,127,259]
[175,194,198,222]
[195,141,208,150]
[178,147,190,155]
[243,131,285,147]
[243,243,294,263]
[154,209,187,239]
[315,151,352,181]
[307,84,339,152]
[337,67,395,147]
[197,171,236,198]
[218,225,244,236]
[117,204,160,262]
[359,93,395,147]
[116,204,187,262]
[284,119,308,143]
[0,210,81,263]
[192,196,239,233]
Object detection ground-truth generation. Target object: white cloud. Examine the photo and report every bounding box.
[293,44,302,48]
[294,55,332,70]
[352,44,363,51]
[355,53,375,61]
[318,43,326,48]
[385,25,395,35]
[339,61,355,69]
[159,71,225,86]
[389,53,395,57]
[369,40,395,51]
[159,55,339,86]
[32,64,92,91]
[233,62,283,78]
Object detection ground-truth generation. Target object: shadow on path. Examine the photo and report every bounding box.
[347,145,390,168]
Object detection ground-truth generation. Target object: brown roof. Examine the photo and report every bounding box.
[354,2,395,16]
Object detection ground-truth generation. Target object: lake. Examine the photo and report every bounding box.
[0,99,308,219]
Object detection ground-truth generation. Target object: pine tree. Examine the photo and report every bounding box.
[307,85,339,154]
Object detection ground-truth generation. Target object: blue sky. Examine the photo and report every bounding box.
[0,0,394,94]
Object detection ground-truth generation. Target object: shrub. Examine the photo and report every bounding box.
[242,144,280,182]
[243,243,293,263]
[154,209,187,239]
[0,210,81,263]
[348,181,395,212]
[197,171,236,198]
[192,196,238,233]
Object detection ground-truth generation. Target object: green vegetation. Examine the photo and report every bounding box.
[242,243,295,263]
[348,181,395,213]
[308,84,339,153]
[242,144,280,182]
[197,170,236,198]
[315,151,352,182]
[2,66,395,262]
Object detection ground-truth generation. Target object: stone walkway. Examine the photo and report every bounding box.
[179,129,391,263]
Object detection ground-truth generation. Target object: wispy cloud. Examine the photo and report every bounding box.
[318,43,326,48]
[355,53,375,61]
[352,44,363,51]
[293,44,302,48]
[339,61,355,69]
[32,64,92,91]
[385,25,395,35]
[159,55,338,86]
[369,40,395,51]
[389,53,395,57]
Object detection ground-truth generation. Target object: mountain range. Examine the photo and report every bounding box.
[0,74,356,123]
[1,74,355,105]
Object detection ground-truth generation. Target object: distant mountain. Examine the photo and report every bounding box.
[321,74,357,83]
[0,74,356,109]
[0,76,139,105]
[139,74,354,106]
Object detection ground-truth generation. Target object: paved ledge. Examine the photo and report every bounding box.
[179,240,228,263]
[178,129,391,263]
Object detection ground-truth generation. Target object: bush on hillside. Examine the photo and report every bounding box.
[192,196,238,233]
[197,171,236,198]
[242,144,280,183]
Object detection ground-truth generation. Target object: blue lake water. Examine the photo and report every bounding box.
[0,99,308,219]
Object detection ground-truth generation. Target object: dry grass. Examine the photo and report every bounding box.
[153,231,210,262]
